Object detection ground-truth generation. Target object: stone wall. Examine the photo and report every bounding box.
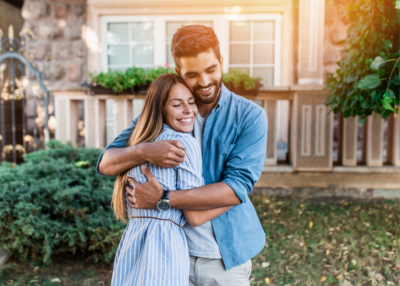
[323,0,349,81]
[21,0,86,137]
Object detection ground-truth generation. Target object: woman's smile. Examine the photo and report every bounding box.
[163,83,198,133]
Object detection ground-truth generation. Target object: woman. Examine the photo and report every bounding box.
[110,74,230,286]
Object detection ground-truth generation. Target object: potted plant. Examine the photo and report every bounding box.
[222,69,262,96]
[88,71,134,95]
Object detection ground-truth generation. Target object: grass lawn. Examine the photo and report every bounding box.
[0,195,399,286]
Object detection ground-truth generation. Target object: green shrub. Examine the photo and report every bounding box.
[222,69,262,90]
[0,141,124,264]
[89,66,176,93]
[325,0,400,121]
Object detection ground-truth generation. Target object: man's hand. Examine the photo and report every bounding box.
[126,165,164,209]
[140,140,186,168]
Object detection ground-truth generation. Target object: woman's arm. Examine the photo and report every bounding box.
[183,207,232,227]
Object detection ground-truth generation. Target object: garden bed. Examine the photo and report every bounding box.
[1,195,398,286]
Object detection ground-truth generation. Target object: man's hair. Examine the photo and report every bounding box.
[171,25,221,70]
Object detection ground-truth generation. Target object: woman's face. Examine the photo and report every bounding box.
[163,83,198,133]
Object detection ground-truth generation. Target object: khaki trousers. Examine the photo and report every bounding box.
[189,256,252,286]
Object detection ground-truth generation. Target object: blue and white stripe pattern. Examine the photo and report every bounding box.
[111,124,204,286]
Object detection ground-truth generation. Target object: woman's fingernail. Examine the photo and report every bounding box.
[142,165,147,169]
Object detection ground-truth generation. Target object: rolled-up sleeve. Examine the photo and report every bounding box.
[221,108,268,204]
[96,116,139,175]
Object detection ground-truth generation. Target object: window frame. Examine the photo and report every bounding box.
[100,13,282,86]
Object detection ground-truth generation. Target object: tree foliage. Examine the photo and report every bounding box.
[325,0,400,122]
[0,141,124,264]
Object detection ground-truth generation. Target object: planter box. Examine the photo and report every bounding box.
[91,86,133,95]
[224,82,260,96]
[135,82,151,95]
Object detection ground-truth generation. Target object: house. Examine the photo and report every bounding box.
[1,0,399,195]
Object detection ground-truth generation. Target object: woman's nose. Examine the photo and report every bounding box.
[182,104,192,114]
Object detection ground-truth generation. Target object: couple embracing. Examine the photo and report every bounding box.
[97,25,268,286]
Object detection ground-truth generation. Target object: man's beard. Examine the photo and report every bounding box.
[192,77,222,105]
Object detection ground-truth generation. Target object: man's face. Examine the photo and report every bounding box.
[176,49,223,105]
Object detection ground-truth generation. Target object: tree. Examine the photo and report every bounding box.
[325,0,400,123]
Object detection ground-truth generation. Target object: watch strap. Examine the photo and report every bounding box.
[162,190,170,201]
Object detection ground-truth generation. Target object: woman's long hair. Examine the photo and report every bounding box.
[111,74,189,222]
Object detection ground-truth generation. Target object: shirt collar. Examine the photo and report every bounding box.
[213,83,230,112]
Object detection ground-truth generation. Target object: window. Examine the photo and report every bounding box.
[101,15,281,144]
[101,14,281,85]
[106,22,154,71]
[166,21,213,66]
[229,21,275,86]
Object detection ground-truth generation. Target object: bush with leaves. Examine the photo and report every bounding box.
[89,66,176,94]
[222,69,262,90]
[0,141,124,264]
[89,70,134,94]
[325,0,400,122]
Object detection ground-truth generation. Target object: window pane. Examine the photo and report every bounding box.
[254,21,274,41]
[132,22,153,42]
[108,46,129,65]
[166,22,186,42]
[166,44,174,65]
[229,67,249,73]
[253,44,274,64]
[230,21,250,41]
[230,45,250,64]
[107,23,129,43]
[193,21,213,27]
[253,67,274,86]
[132,45,153,65]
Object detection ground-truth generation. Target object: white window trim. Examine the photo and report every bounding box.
[100,13,282,86]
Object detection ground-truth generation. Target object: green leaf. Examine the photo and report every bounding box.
[396,0,400,9]
[361,100,371,109]
[371,90,381,102]
[345,76,358,83]
[357,74,381,90]
[380,99,396,112]
[384,89,395,99]
[370,56,386,71]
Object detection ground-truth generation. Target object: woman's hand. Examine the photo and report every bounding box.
[139,140,186,168]
[126,165,164,209]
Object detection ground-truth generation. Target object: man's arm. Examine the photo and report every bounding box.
[127,108,267,210]
[97,116,186,176]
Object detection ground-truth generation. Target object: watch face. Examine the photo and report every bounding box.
[157,201,170,211]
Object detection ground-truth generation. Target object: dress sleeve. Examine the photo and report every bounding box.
[174,134,204,190]
[96,115,140,175]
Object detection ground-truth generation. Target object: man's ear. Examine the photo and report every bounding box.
[175,67,180,75]
[219,56,224,71]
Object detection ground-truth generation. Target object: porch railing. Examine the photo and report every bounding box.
[53,86,400,190]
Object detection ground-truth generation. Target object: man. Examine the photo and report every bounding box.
[98,25,268,286]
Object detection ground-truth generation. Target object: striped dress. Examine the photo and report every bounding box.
[111,124,204,286]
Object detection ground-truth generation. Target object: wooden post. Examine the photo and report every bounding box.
[84,98,106,148]
[341,115,358,166]
[387,113,400,166]
[263,99,278,165]
[55,96,79,145]
[290,89,333,171]
[363,113,384,167]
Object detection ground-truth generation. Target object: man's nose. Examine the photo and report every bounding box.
[198,74,211,87]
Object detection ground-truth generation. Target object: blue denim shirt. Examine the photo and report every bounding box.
[97,83,268,270]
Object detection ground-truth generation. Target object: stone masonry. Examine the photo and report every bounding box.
[21,0,86,136]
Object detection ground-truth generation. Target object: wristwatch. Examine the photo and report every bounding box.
[156,190,171,211]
